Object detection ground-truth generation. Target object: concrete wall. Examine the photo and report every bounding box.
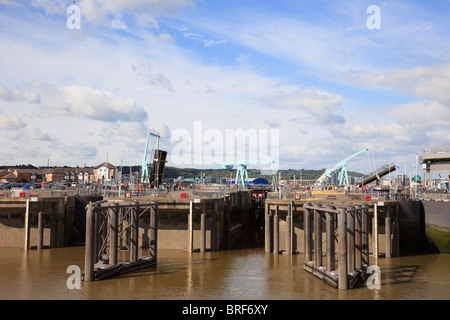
[0,195,102,248]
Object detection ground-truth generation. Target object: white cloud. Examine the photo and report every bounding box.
[0,83,40,103]
[346,63,450,104]
[0,111,26,130]
[265,90,345,124]
[263,116,280,128]
[388,101,450,130]
[64,142,98,160]
[109,15,127,30]
[79,0,194,27]
[40,85,148,122]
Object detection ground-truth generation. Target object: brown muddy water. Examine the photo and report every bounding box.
[0,246,449,300]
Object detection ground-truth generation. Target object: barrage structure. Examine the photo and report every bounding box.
[83,200,158,281]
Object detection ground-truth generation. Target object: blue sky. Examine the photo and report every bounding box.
[0,0,449,175]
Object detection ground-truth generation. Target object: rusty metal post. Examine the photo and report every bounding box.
[286,203,292,255]
[361,204,369,266]
[118,208,123,248]
[109,203,119,265]
[38,211,44,250]
[338,207,348,290]
[274,204,279,254]
[372,203,379,263]
[347,206,355,275]
[354,205,362,270]
[314,204,322,268]
[211,201,217,252]
[385,206,392,258]
[24,200,30,250]
[200,202,206,253]
[325,205,335,271]
[131,201,139,263]
[188,201,194,253]
[304,203,313,262]
[265,202,271,253]
[84,204,95,282]
[392,204,400,257]
[150,202,158,259]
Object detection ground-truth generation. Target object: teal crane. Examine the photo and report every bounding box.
[318,146,375,186]
[222,159,276,188]
[141,132,160,184]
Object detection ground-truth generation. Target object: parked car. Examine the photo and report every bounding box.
[0,183,12,189]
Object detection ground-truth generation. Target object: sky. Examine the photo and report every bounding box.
[0,0,449,176]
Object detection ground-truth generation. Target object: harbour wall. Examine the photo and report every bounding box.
[0,194,446,254]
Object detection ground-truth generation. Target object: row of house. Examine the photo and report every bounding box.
[0,162,117,184]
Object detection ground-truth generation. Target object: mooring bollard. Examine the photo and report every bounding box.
[304,203,313,262]
[273,204,279,255]
[338,207,348,290]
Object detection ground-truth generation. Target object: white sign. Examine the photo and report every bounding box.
[31,197,38,202]
[194,199,201,203]
[377,201,384,206]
